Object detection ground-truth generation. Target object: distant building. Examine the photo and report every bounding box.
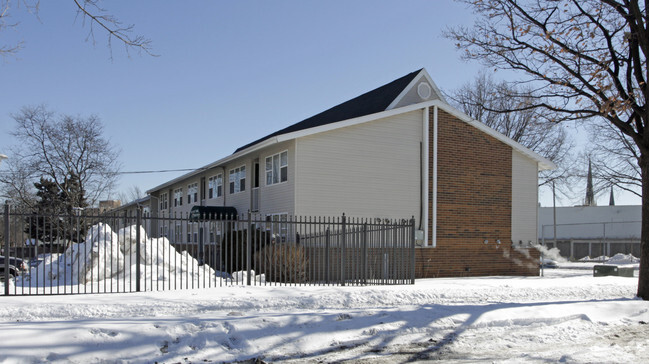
[538,205,640,259]
[99,200,121,213]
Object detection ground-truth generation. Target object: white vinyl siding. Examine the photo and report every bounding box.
[294,110,422,222]
[512,151,538,244]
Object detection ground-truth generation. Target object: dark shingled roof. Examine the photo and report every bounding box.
[234,69,422,153]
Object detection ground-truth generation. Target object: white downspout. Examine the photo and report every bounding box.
[432,105,438,248]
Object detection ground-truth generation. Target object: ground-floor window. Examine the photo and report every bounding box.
[266,213,288,242]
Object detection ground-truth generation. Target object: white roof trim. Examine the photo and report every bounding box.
[386,69,447,110]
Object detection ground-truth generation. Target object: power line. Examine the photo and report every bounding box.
[0,168,209,175]
[116,168,208,175]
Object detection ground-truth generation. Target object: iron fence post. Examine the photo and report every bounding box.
[4,202,10,295]
[410,217,416,284]
[247,211,252,286]
[325,228,330,284]
[341,214,346,286]
[136,208,141,292]
[362,222,367,285]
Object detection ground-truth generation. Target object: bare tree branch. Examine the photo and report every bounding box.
[446,70,578,196]
[0,0,154,59]
[72,0,156,59]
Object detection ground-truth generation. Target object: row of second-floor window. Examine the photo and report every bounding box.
[187,183,198,204]
[229,165,246,194]
[266,151,288,186]
[159,192,169,210]
[159,152,288,210]
[208,174,223,199]
[174,188,183,207]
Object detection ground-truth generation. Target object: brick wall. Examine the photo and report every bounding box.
[418,108,539,277]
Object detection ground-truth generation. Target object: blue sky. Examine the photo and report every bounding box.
[0,1,639,207]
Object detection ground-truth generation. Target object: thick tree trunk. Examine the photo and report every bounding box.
[638,156,649,300]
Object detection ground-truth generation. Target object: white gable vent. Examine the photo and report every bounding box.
[417,82,432,100]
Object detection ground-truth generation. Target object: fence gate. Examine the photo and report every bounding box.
[2,204,415,296]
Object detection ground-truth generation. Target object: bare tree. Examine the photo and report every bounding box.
[0,0,153,59]
[589,119,641,198]
[446,0,649,299]
[0,105,122,208]
[117,185,145,205]
[447,71,576,196]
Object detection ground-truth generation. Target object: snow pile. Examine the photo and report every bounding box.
[229,270,266,284]
[579,255,610,262]
[606,253,640,265]
[19,223,218,290]
[22,223,124,285]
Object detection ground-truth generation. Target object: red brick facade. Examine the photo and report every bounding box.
[415,108,539,277]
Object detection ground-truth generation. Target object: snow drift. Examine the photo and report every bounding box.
[18,223,220,291]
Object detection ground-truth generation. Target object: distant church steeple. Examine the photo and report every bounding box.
[585,159,596,206]
[609,186,615,206]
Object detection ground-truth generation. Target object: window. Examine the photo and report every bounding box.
[187,183,198,204]
[208,174,223,199]
[266,213,288,242]
[209,221,222,243]
[159,192,168,210]
[229,166,246,194]
[175,224,182,243]
[188,223,198,243]
[174,188,183,207]
[266,151,288,185]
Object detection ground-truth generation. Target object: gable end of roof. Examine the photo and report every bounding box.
[234,69,422,153]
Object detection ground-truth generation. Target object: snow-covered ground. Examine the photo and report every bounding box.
[1,266,647,363]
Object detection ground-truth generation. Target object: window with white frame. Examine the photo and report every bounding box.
[160,225,169,238]
[159,192,168,210]
[229,166,246,194]
[208,174,223,199]
[266,213,288,242]
[209,221,222,243]
[175,224,182,243]
[187,183,198,204]
[266,151,288,185]
[174,188,183,207]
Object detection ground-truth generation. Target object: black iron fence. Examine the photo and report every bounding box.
[1,204,415,295]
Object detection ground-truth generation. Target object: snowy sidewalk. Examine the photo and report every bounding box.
[1,268,648,363]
